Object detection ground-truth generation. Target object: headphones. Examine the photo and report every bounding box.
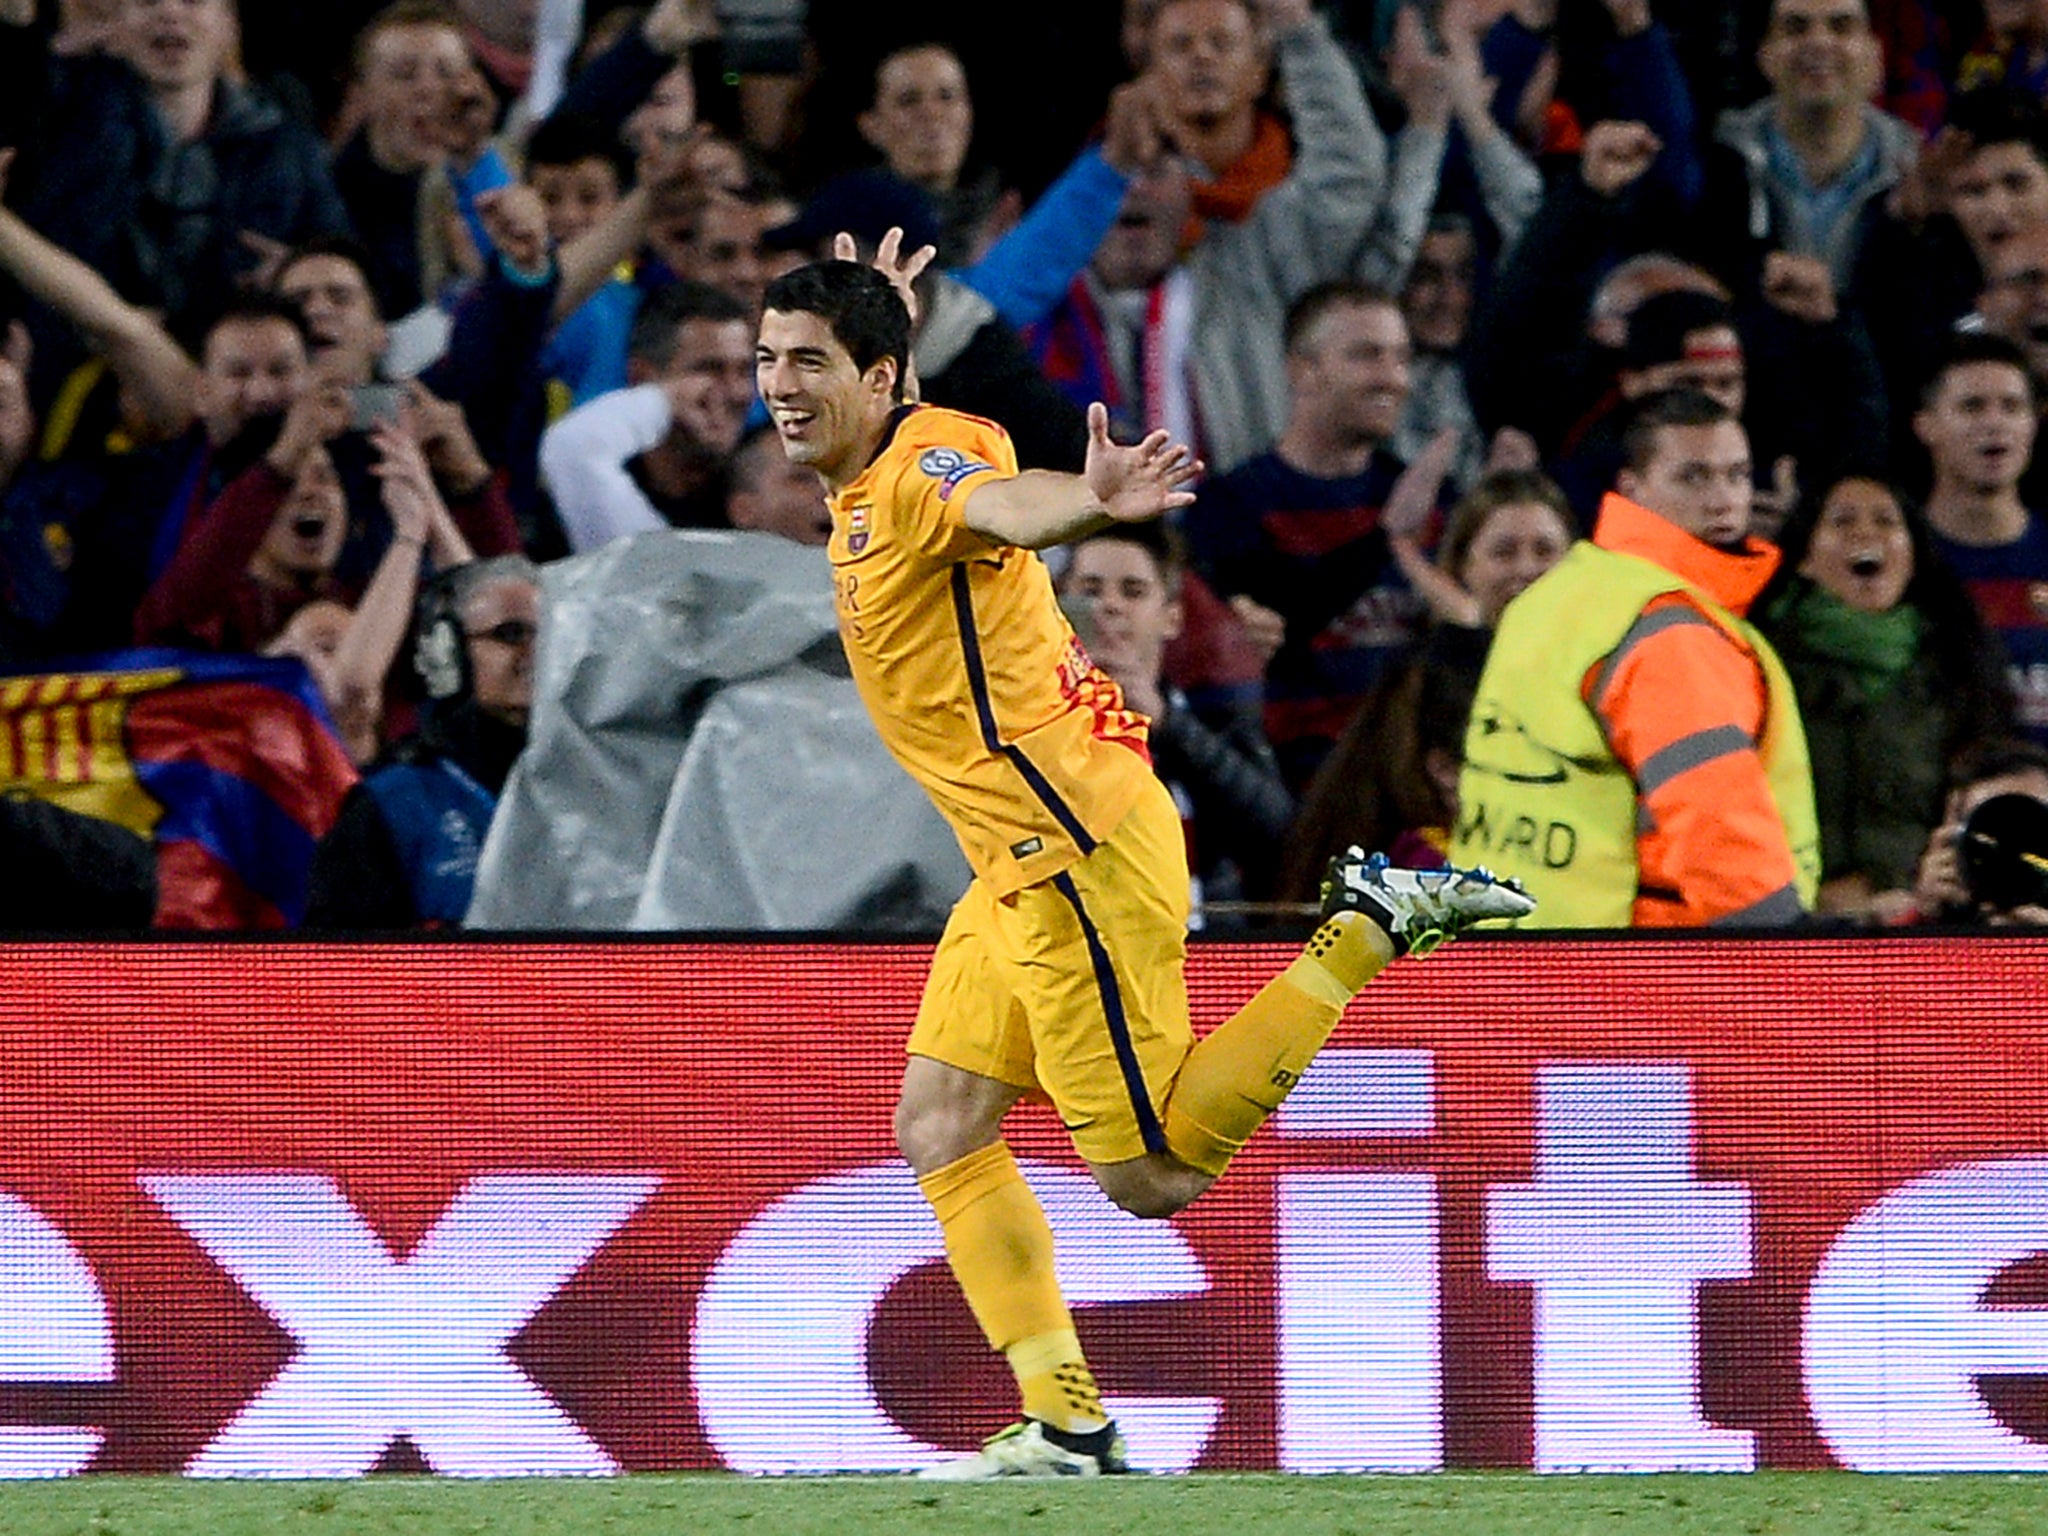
[412,569,471,702]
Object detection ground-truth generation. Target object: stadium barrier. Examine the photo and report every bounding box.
[0,936,2043,1476]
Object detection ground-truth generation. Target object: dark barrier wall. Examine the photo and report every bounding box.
[0,937,2043,1476]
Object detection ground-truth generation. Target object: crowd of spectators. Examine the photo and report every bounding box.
[3,0,2048,932]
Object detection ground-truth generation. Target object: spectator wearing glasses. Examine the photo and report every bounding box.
[305,553,538,928]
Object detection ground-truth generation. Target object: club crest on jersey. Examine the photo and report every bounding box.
[919,446,996,502]
[846,503,872,554]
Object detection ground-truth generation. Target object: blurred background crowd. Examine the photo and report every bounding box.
[4,0,2048,934]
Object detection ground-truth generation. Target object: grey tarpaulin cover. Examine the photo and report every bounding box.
[466,529,970,930]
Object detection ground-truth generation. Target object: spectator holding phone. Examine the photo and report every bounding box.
[133,398,466,647]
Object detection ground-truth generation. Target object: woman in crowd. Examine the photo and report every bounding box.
[1277,470,1575,898]
[1759,472,2014,922]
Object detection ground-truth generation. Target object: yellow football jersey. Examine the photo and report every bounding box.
[828,405,1154,898]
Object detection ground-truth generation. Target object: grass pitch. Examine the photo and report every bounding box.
[0,1474,2044,1536]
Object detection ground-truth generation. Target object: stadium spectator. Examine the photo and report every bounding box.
[1390,214,1489,491]
[1278,472,1573,898]
[1913,332,2048,746]
[1368,3,1543,296]
[779,75,1164,342]
[526,111,630,249]
[1278,621,1489,899]
[1759,472,2015,921]
[1700,0,1919,295]
[1182,282,1429,789]
[1975,218,2048,402]
[0,282,322,656]
[331,0,515,317]
[1466,121,1731,454]
[1055,520,1294,914]
[305,553,539,928]
[1138,0,1342,224]
[1454,389,1822,927]
[1401,465,1578,631]
[134,398,477,642]
[141,418,480,764]
[0,0,348,365]
[724,425,829,545]
[857,42,1019,267]
[1027,0,1388,475]
[1906,736,2048,924]
[1861,85,2048,416]
[275,239,393,389]
[1955,0,2048,104]
[540,281,755,550]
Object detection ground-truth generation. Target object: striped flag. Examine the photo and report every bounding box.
[0,652,358,928]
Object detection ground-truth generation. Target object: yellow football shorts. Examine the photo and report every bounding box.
[908,777,1194,1166]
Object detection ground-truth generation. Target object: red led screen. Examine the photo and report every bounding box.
[0,937,2041,1475]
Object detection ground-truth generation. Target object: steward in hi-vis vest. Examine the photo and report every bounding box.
[1452,393,1820,928]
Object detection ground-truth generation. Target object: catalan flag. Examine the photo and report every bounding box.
[0,652,358,928]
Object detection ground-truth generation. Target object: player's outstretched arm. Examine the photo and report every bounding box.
[962,401,1202,550]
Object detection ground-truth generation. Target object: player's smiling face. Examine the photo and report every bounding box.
[756,308,898,490]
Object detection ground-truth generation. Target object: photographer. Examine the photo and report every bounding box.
[1908,739,2048,926]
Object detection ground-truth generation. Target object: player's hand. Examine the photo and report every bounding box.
[1083,401,1202,523]
[837,225,937,330]
[1579,120,1661,198]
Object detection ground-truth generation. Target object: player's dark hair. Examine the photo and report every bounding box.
[1619,388,1737,474]
[1919,330,2036,408]
[628,280,750,369]
[762,260,913,400]
[1283,280,1399,355]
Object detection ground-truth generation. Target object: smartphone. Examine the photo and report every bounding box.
[349,383,405,432]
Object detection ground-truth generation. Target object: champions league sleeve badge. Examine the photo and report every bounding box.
[918,446,997,502]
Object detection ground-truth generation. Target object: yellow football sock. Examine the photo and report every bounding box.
[1008,1328,1108,1434]
[918,1142,1108,1432]
[1163,911,1395,1176]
